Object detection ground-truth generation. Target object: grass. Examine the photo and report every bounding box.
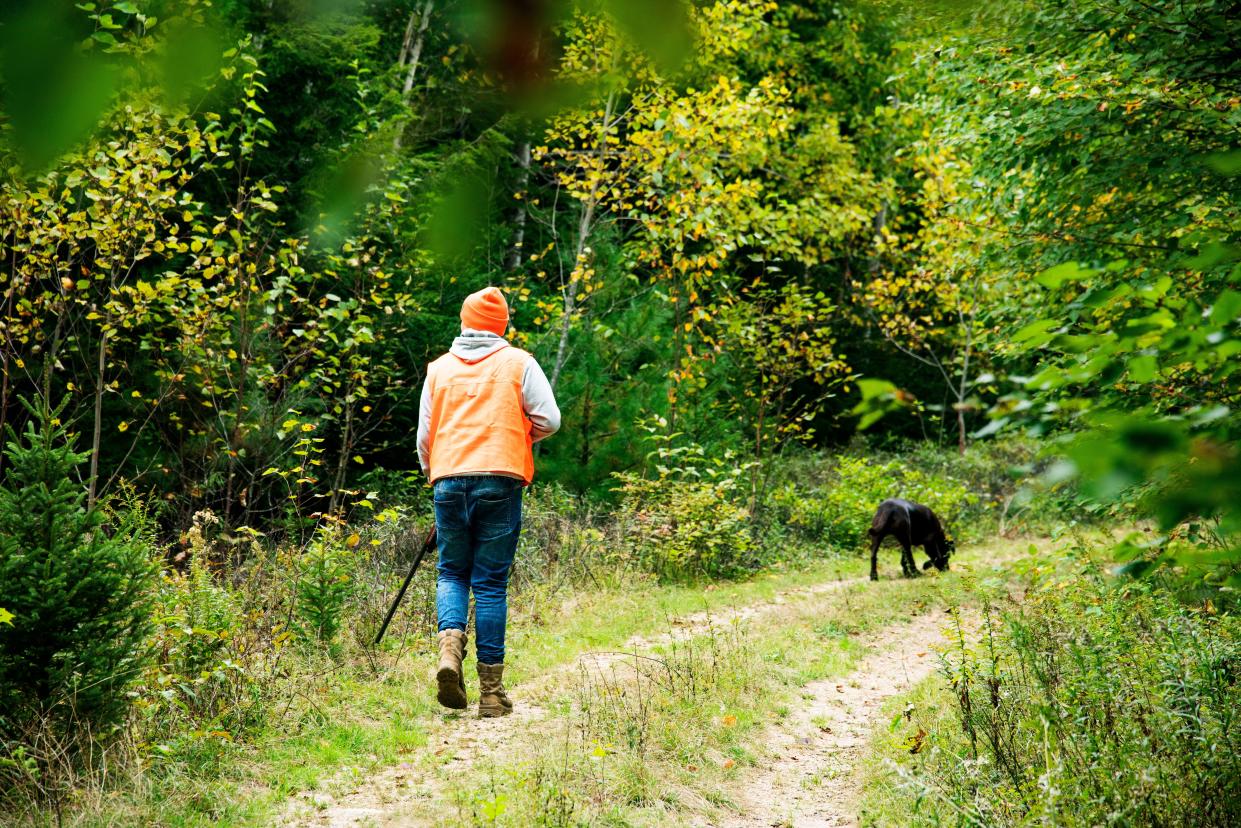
[854,674,962,827]
[44,549,872,827]
[855,531,1241,828]
[21,533,1048,827]
[416,538,1035,827]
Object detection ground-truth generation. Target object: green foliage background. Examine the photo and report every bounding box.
[0,0,1239,820]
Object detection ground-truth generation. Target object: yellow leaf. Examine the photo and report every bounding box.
[345,533,360,548]
[118,421,130,432]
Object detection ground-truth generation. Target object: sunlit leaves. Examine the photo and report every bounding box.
[0,25,414,523]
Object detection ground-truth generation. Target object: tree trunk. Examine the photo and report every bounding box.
[401,0,433,97]
[579,387,592,471]
[868,202,889,276]
[505,138,532,272]
[392,0,434,150]
[955,306,976,455]
[0,250,17,473]
[224,259,252,521]
[956,404,967,455]
[667,276,684,432]
[549,84,618,392]
[88,324,107,510]
[329,395,354,516]
[396,6,419,69]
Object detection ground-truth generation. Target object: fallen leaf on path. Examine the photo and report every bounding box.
[722,759,735,769]
[721,714,738,727]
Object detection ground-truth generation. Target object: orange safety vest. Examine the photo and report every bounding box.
[425,345,535,484]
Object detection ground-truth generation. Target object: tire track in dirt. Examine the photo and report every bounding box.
[281,574,866,827]
[711,608,964,828]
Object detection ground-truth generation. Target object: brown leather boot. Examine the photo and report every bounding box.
[476,662,513,718]
[436,629,468,710]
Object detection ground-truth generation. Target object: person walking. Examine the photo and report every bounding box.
[417,286,560,717]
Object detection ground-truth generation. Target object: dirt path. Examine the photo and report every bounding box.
[713,608,960,828]
[281,574,866,827]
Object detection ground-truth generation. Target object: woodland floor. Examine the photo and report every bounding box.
[277,537,1033,828]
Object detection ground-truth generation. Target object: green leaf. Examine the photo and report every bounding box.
[1012,318,1059,345]
[855,378,898,401]
[1035,261,1094,289]
[972,417,1008,439]
[0,6,122,170]
[1210,290,1241,326]
[1202,149,1241,176]
[851,379,903,431]
[1126,355,1158,383]
[0,607,14,626]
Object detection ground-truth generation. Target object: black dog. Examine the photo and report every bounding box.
[867,498,954,581]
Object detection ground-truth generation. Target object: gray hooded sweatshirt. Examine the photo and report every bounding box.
[416,329,561,477]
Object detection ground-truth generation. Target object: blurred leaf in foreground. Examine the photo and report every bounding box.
[0,2,120,171]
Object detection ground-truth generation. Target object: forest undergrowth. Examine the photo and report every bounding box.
[3,0,1240,825]
[9,429,1223,828]
[1,436,1034,827]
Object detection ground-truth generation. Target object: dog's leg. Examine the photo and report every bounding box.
[900,539,921,578]
[869,533,881,581]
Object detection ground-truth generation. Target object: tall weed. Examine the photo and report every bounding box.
[889,557,1241,827]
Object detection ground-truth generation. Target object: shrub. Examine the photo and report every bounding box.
[294,529,358,644]
[136,552,253,769]
[894,562,1241,827]
[159,512,242,680]
[0,399,157,743]
[769,454,978,550]
[138,509,260,750]
[614,471,754,580]
[512,484,622,592]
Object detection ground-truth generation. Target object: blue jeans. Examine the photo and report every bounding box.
[433,475,523,665]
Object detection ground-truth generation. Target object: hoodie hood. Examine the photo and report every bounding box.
[450,328,510,364]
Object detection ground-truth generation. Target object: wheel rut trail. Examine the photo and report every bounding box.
[712,608,963,828]
[282,574,866,828]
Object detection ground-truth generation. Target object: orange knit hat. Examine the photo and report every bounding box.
[460,286,509,335]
